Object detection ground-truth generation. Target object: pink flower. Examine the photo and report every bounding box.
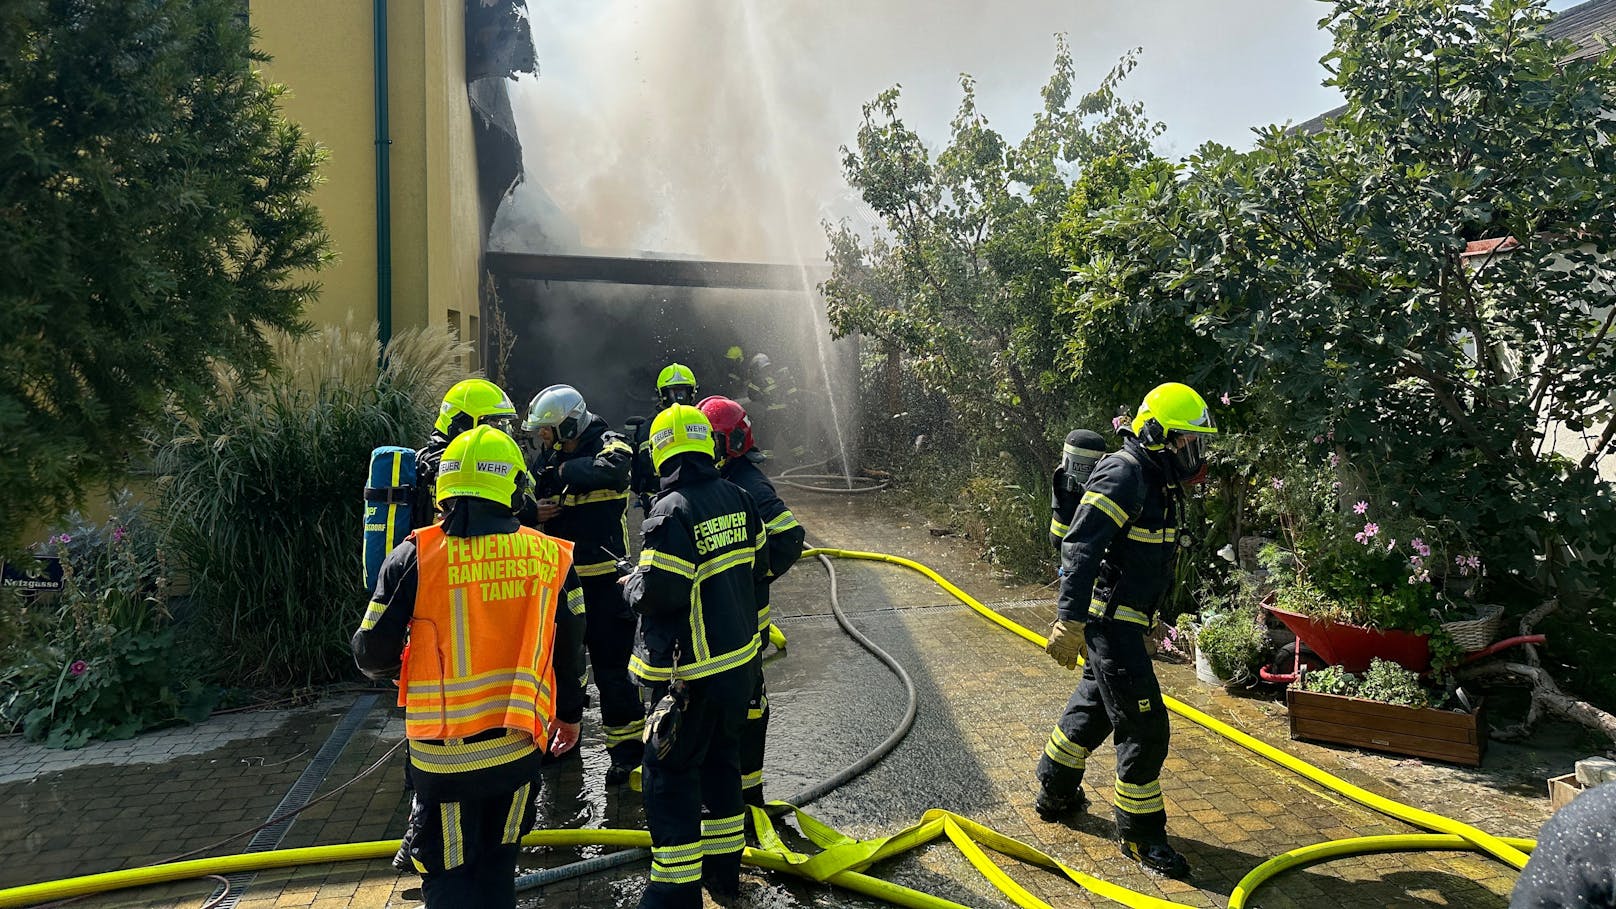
[1327,429,1335,441]
[1112,415,1127,430]
[1220,392,1231,406]
[1313,435,1324,444]
[1386,539,1397,552]
[1362,522,1380,538]
[112,526,127,544]
[1410,538,1430,557]
[1353,501,1368,515]
[1329,453,1340,467]
[69,660,87,677]
[1272,477,1284,490]
[1331,481,1342,491]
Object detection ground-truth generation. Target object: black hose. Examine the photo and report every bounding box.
[515,551,919,891]
[776,554,917,810]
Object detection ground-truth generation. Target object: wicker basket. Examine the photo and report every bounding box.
[1441,605,1505,653]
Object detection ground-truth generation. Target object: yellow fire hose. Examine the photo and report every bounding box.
[0,547,1539,909]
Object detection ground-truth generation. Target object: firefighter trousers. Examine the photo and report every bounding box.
[1035,617,1171,845]
[639,664,753,909]
[740,652,769,807]
[405,760,541,909]
[582,574,646,766]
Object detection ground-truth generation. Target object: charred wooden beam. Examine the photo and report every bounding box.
[486,251,828,291]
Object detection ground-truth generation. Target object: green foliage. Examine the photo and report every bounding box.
[1299,664,1359,697]
[151,325,465,688]
[1357,658,1432,710]
[1195,604,1270,682]
[0,0,331,559]
[956,467,1053,581]
[1169,0,1616,619]
[0,494,214,748]
[824,39,1163,469]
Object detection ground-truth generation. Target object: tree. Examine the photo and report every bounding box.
[824,40,1162,468]
[0,0,329,556]
[1155,0,1616,704]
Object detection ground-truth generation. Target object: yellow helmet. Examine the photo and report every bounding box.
[435,379,518,436]
[435,425,524,507]
[725,345,744,362]
[1131,382,1217,445]
[649,404,715,473]
[656,363,699,406]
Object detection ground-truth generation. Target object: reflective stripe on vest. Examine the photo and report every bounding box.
[401,525,575,741]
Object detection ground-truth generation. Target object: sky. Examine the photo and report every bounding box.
[494,0,1588,262]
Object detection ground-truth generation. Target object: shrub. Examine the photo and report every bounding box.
[1357,658,1431,710]
[1299,665,1358,698]
[151,324,465,688]
[0,494,213,748]
[955,466,1054,582]
[1195,604,1270,682]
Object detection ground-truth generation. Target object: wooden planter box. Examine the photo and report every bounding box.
[1286,688,1486,766]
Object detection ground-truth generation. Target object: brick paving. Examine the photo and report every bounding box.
[0,492,1570,908]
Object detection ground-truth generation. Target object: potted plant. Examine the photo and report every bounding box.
[1289,658,1486,766]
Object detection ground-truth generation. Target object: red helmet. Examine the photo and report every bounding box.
[698,395,754,461]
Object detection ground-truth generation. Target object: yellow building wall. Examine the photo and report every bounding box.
[250,0,483,364]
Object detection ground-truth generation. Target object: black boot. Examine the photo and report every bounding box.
[1034,785,1088,821]
[1121,840,1191,879]
[605,760,638,787]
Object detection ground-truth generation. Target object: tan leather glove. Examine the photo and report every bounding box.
[1045,620,1087,670]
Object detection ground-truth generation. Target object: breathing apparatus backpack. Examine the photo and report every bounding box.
[364,446,417,591]
[1050,429,1109,551]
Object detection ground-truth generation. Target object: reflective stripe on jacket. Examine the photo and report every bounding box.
[401,525,575,741]
[720,454,804,631]
[626,455,770,683]
[1055,437,1180,626]
[537,415,631,575]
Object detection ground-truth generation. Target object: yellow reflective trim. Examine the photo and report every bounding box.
[653,842,705,862]
[765,510,800,533]
[449,587,471,677]
[703,833,745,855]
[1115,779,1162,798]
[603,718,646,746]
[742,769,764,788]
[359,600,388,632]
[701,814,745,836]
[756,605,772,632]
[502,782,531,844]
[1080,490,1129,527]
[639,549,697,578]
[1087,602,1152,627]
[603,439,633,456]
[696,548,753,581]
[409,733,538,774]
[562,488,630,507]
[441,803,464,869]
[1126,526,1178,544]
[630,635,760,683]
[1115,795,1166,814]
[1049,517,1071,538]
[574,560,619,577]
[566,587,586,615]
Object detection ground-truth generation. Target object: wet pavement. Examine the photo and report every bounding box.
[0,490,1575,908]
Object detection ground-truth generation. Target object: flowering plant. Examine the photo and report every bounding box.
[0,493,213,748]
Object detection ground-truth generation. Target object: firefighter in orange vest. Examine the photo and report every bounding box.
[353,426,588,909]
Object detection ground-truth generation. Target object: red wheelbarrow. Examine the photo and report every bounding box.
[1258,604,1545,684]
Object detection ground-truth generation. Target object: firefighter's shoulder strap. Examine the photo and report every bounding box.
[1095,446,1143,623]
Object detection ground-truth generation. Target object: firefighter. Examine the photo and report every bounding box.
[1035,382,1217,880]
[412,379,520,530]
[623,404,768,909]
[698,395,805,809]
[523,384,643,782]
[352,426,588,909]
[629,363,700,512]
[724,346,804,463]
[1050,429,1109,550]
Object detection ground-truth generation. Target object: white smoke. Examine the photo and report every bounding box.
[493,0,1342,262]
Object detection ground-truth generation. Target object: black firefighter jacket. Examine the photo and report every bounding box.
[535,415,633,579]
[719,452,805,631]
[624,454,769,685]
[1055,435,1181,629]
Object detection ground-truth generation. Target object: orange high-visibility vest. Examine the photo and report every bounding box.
[400,525,575,741]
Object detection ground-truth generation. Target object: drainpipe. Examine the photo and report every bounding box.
[372,0,393,348]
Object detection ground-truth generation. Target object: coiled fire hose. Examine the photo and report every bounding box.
[0,548,1536,909]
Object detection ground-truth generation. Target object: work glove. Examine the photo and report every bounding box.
[1045,620,1087,670]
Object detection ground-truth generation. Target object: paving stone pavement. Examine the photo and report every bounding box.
[0,492,1572,908]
